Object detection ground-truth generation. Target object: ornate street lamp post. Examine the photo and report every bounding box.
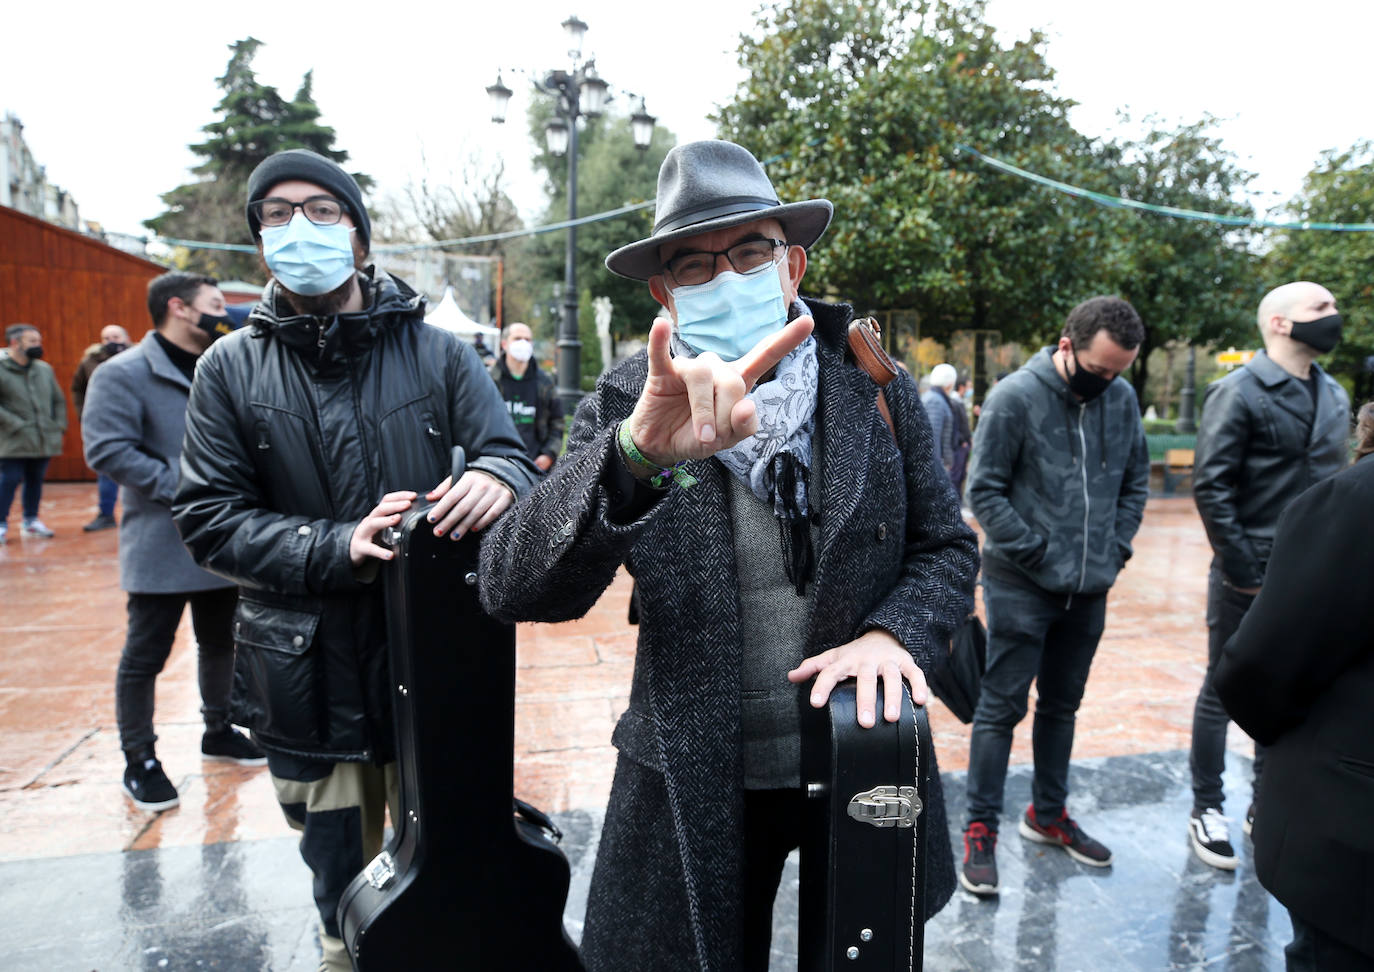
[486,16,656,412]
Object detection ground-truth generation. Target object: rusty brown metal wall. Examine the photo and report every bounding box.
[0,205,165,480]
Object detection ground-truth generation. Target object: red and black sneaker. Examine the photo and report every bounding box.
[1018,805,1113,867]
[960,821,999,896]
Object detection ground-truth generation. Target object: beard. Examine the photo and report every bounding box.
[256,242,369,317]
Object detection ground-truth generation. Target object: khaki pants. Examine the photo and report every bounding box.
[272,762,400,972]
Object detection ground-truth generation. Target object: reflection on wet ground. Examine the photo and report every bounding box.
[3,751,1283,970]
[3,486,1285,969]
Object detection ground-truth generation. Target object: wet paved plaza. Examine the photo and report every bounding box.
[1,485,1287,970]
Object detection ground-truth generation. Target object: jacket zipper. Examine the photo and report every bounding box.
[347,352,379,504]
[294,340,337,519]
[1074,401,1090,604]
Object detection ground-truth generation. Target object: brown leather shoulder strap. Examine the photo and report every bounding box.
[847,318,899,387]
[876,389,895,441]
[847,317,899,442]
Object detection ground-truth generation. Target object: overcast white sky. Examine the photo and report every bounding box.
[4,0,1369,240]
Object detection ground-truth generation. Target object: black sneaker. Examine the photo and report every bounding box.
[83,514,117,532]
[123,750,179,811]
[201,726,267,765]
[1242,801,1255,838]
[1188,807,1238,870]
[960,821,999,896]
[1019,805,1113,867]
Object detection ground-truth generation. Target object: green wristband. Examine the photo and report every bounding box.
[617,420,698,490]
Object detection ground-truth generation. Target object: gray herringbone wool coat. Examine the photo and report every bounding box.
[480,300,978,971]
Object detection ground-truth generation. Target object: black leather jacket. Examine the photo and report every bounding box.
[173,271,538,762]
[1192,350,1350,588]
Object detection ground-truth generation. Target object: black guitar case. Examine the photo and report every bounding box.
[799,680,930,971]
[337,447,583,970]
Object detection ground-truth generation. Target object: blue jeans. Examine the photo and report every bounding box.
[1189,564,1266,812]
[0,457,51,522]
[966,576,1107,829]
[97,473,118,517]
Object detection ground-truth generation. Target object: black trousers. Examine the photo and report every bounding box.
[115,587,238,753]
[1286,911,1374,971]
[742,787,804,971]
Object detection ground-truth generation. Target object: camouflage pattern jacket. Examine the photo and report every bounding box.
[968,347,1149,596]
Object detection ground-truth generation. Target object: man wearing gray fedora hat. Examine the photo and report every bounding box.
[480,139,977,970]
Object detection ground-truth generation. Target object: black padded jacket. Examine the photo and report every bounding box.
[173,270,538,763]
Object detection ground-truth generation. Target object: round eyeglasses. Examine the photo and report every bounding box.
[662,238,787,288]
[249,195,346,228]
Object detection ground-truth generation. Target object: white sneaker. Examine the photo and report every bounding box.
[20,518,54,538]
[1189,807,1238,870]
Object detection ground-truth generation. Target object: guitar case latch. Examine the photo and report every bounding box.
[363,850,397,890]
[846,785,922,828]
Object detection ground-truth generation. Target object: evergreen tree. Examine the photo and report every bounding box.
[145,38,369,281]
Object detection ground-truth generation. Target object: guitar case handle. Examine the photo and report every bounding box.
[514,796,564,842]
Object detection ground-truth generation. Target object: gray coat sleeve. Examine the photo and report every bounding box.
[864,375,979,671]
[83,360,178,505]
[479,384,658,623]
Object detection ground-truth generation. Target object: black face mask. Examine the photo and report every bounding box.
[1067,348,1113,402]
[23,345,43,361]
[195,312,240,341]
[102,342,128,356]
[1289,313,1343,353]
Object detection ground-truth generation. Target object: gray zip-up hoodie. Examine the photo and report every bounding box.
[968,347,1149,595]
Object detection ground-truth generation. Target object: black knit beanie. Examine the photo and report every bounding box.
[245,149,370,251]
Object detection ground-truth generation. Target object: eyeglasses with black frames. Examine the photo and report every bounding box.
[249,196,346,228]
[661,237,787,288]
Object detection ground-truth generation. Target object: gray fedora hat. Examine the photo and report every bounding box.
[605,140,833,281]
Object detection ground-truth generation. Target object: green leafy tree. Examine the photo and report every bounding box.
[715,0,1103,347]
[1266,141,1374,384]
[1091,118,1259,406]
[526,100,674,369]
[145,38,369,281]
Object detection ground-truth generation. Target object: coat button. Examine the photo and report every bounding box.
[297,525,312,536]
[876,522,888,541]
[292,635,304,647]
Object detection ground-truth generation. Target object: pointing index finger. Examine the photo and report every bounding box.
[733,315,814,389]
[645,318,675,378]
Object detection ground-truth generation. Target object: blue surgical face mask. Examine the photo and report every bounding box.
[261,213,357,296]
[671,261,788,361]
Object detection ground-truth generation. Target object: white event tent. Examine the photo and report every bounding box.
[424,286,499,341]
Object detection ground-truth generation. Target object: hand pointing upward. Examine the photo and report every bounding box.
[624,315,814,466]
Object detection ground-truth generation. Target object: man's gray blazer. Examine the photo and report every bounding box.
[83,332,232,594]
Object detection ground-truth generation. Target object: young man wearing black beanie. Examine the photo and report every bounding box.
[172,148,539,971]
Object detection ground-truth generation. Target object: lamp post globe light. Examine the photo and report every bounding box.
[486,15,656,412]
